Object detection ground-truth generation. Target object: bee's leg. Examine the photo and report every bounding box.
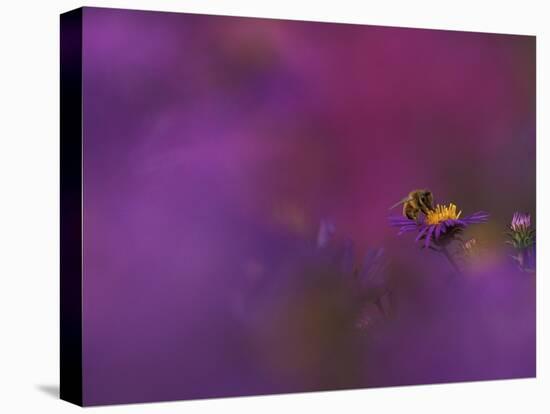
[404,206,417,220]
[418,200,428,214]
[419,203,433,215]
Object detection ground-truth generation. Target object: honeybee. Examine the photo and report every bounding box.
[390,189,434,220]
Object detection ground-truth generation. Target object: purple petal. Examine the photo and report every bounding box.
[397,223,417,235]
[415,225,430,242]
[389,216,416,228]
[435,223,442,239]
[465,211,490,223]
[424,225,435,248]
[443,219,455,228]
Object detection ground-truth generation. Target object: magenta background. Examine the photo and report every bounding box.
[81,7,535,405]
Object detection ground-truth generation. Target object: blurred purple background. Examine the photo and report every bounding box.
[81,7,535,405]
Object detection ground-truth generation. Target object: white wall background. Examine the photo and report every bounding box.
[0,0,547,412]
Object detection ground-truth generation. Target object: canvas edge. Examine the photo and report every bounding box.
[60,7,84,407]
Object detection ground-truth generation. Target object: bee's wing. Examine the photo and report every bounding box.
[389,197,410,210]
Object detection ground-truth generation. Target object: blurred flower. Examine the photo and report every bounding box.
[317,219,336,249]
[463,238,477,254]
[315,220,391,326]
[347,246,391,333]
[389,203,489,249]
[355,247,391,318]
[356,248,388,291]
[355,302,386,334]
[459,237,494,271]
[507,212,535,272]
[461,238,483,264]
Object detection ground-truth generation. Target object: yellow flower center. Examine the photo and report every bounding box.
[425,203,462,225]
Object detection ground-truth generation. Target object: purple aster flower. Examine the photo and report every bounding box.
[389,203,489,273]
[315,220,391,322]
[390,203,489,249]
